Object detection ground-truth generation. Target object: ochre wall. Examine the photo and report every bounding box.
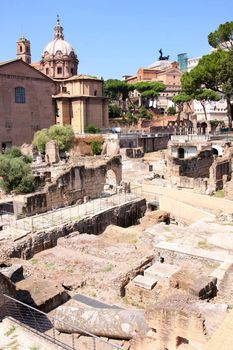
[0,61,54,147]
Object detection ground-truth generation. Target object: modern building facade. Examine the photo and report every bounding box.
[124,60,182,112]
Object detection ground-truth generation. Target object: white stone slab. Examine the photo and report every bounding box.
[132,274,157,290]
[144,262,180,280]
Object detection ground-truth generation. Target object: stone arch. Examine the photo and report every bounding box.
[177,147,185,159]
[106,156,122,186]
[104,169,117,193]
[212,145,223,157]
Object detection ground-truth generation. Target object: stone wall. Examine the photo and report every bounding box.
[119,135,169,153]
[167,150,213,178]
[13,156,122,218]
[3,199,146,260]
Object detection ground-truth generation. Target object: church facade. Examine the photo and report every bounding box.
[31,17,109,134]
[0,17,109,149]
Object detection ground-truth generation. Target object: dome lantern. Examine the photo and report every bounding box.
[40,16,79,79]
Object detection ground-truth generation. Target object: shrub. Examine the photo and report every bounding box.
[109,104,122,118]
[87,124,101,134]
[167,106,176,115]
[33,125,74,153]
[91,141,102,155]
[0,148,35,193]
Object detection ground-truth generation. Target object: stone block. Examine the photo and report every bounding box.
[144,263,180,281]
[0,264,23,283]
[132,275,157,290]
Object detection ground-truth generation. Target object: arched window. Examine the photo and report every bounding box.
[15,87,26,104]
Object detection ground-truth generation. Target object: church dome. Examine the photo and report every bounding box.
[43,38,74,56]
[42,16,76,57]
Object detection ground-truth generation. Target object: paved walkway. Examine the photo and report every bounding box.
[141,183,233,214]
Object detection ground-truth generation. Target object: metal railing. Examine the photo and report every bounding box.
[170,134,209,142]
[0,192,140,232]
[1,294,123,350]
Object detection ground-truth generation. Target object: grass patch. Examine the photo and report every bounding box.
[101,263,113,272]
[29,346,40,350]
[4,325,16,337]
[197,240,215,250]
[214,189,225,198]
[30,258,39,265]
[65,266,74,273]
[44,262,56,269]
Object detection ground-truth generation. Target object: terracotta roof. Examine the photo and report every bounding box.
[65,74,101,81]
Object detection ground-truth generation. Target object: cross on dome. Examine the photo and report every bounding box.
[54,15,64,40]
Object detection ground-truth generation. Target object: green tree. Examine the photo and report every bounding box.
[109,103,122,119]
[167,106,176,115]
[208,21,233,52]
[181,50,233,127]
[194,89,220,120]
[133,81,165,107]
[0,148,35,193]
[33,125,74,153]
[172,93,193,120]
[104,79,134,102]
[48,125,74,151]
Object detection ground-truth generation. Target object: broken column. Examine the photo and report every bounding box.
[55,306,148,339]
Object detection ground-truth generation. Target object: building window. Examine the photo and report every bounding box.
[71,68,74,75]
[46,68,49,75]
[94,90,97,96]
[57,67,62,74]
[15,87,26,104]
[26,46,29,53]
[19,46,22,53]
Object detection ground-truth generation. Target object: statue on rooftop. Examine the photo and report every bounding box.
[158,48,170,61]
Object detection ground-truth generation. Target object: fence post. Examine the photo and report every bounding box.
[31,217,34,232]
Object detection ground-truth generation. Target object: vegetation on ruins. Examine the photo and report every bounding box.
[87,123,101,134]
[0,147,35,193]
[33,125,75,153]
[91,140,102,155]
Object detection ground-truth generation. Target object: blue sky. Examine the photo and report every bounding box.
[1,0,232,79]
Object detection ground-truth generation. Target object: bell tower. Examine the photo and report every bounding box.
[16,35,31,64]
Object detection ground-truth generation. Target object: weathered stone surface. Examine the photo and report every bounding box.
[16,277,69,312]
[144,262,180,281]
[169,269,217,299]
[45,140,60,164]
[2,199,146,260]
[14,155,122,218]
[132,294,208,350]
[140,210,170,225]
[55,306,149,339]
[0,264,23,283]
[132,274,157,290]
[0,272,16,308]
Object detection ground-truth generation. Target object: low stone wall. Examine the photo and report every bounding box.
[3,199,146,260]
